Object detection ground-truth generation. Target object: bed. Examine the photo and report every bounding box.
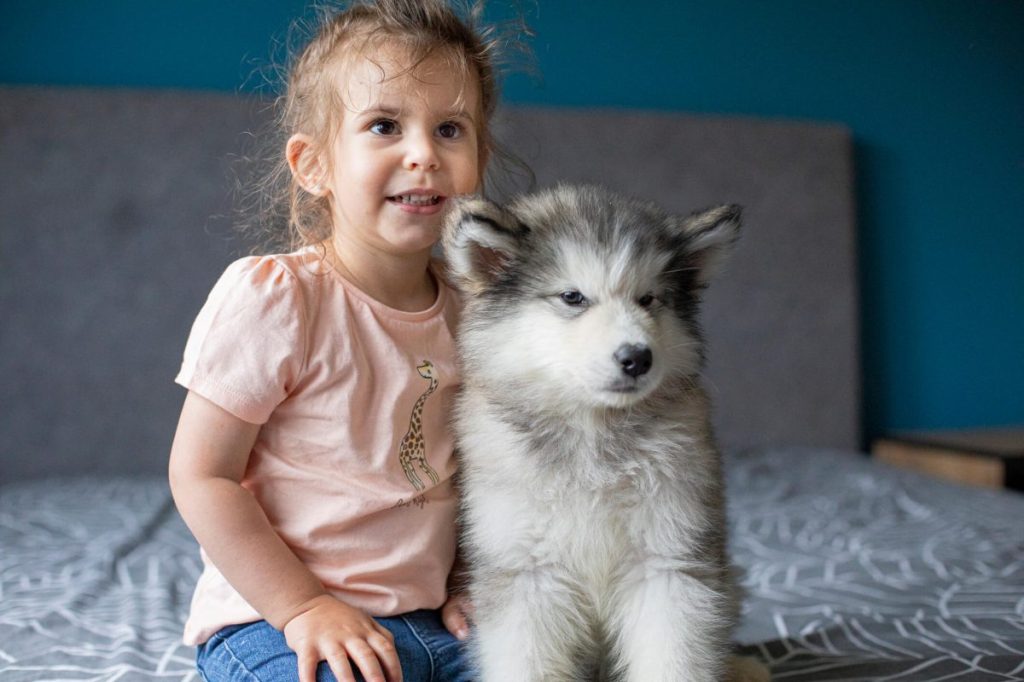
[2,88,1022,681]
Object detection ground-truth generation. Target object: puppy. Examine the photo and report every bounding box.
[443,185,767,682]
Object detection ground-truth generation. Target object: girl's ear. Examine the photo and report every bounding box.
[443,196,527,294]
[677,204,742,285]
[286,134,328,196]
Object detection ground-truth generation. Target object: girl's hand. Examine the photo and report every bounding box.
[441,592,474,641]
[283,594,402,682]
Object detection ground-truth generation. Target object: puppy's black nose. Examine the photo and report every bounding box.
[614,344,653,378]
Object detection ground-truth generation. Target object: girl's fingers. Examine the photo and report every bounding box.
[441,606,469,640]
[346,640,389,682]
[296,648,319,682]
[442,597,472,640]
[367,631,402,682]
[373,620,395,642]
[325,648,357,682]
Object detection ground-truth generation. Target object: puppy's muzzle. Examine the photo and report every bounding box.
[614,344,653,378]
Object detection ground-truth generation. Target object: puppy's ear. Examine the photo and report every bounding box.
[443,196,527,294]
[677,204,742,285]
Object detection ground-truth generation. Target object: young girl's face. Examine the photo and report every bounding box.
[322,46,482,259]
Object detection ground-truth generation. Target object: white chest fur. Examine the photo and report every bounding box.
[457,388,722,582]
[454,386,734,682]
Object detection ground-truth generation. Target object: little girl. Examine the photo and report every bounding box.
[168,2,508,680]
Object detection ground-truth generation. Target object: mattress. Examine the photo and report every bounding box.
[2,448,1022,681]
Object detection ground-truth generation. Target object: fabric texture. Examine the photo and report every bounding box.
[175,249,462,645]
[196,612,472,682]
[731,448,1024,680]
[2,449,1023,680]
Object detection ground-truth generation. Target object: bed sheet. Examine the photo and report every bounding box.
[731,448,1024,680]
[1,478,199,680]
[1,448,1022,681]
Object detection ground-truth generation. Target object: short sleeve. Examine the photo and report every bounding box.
[175,256,307,424]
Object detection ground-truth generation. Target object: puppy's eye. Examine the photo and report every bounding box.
[560,290,588,306]
[638,293,656,308]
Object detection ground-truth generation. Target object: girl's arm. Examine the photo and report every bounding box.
[168,390,401,682]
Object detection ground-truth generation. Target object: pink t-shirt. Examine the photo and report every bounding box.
[175,248,461,645]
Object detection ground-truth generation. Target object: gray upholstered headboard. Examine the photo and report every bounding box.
[0,87,859,481]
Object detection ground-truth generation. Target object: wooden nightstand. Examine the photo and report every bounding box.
[872,428,1024,491]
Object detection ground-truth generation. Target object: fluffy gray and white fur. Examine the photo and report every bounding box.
[442,185,767,682]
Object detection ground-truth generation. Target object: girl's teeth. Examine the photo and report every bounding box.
[394,195,440,205]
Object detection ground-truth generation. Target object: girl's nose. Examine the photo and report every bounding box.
[403,130,440,171]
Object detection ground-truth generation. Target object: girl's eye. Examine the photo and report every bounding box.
[370,119,398,135]
[437,121,462,139]
[638,293,656,308]
[560,290,588,307]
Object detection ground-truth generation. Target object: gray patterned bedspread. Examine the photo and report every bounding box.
[2,448,1022,681]
[732,448,1024,681]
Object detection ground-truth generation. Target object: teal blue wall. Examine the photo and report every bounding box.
[3,1,1022,442]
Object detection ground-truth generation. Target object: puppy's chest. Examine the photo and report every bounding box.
[463,408,714,563]
[520,485,643,567]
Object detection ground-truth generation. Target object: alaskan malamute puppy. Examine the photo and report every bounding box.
[443,185,765,682]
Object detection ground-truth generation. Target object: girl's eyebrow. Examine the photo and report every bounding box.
[357,106,402,118]
[446,108,476,123]
[356,104,476,122]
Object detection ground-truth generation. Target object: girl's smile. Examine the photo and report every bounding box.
[386,188,446,214]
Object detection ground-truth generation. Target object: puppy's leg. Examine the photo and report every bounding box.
[472,569,581,682]
[612,564,731,682]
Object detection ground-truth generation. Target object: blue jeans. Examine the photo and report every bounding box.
[196,610,473,681]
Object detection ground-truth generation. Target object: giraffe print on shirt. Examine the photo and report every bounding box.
[398,360,441,492]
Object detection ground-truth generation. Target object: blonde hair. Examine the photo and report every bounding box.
[242,0,530,254]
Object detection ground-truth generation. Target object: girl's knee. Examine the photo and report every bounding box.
[197,621,297,681]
